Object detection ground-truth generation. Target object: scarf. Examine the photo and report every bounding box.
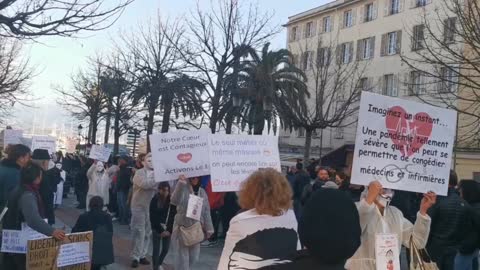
[192,183,201,195]
[23,183,46,218]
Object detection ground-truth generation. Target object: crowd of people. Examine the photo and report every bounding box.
[1,144,480,270]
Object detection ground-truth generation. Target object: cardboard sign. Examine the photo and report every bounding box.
[351,92,456,196]
[89,145,112,162]
[57,242,90,267]
[3,129,23,149]
[27,231,93,270]
[150,130,210,182]
[1,222,47,254]
[31,135,57,155]
[209,134,281,192]
[375,233,400,270]
[186,194,203,221]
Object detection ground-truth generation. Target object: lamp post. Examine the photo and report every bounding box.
[77,124,83,153]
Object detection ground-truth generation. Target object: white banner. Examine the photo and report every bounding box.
[150,130,210,182]
[1,222,48,254]
[375,233,400,270]
[3,129,23,149]
[31,135,57,155]
[89,144,112,162]
[209,134,281,192]
[351,92,456,196]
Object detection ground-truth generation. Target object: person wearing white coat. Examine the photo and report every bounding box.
[86,161,111,211]
[346,181,437,270]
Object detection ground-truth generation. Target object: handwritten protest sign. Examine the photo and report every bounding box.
[150,130,210,182]
[27,231,93,270]
[3,129,23,149]
[31,135,57,155]
[351,92,456,196]
[209,134,281,192]
[186,194,203,221]
[1,222,47,254]
[375,234,400,270]
[89,144,112,162]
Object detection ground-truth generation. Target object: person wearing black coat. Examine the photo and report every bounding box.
[149,183,176,270]
[72,196,114,270]
[75,157,90,209]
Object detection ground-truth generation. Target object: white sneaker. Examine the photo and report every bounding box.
[159,266,165,270]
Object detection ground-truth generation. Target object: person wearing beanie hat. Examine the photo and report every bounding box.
[262,189,361,270]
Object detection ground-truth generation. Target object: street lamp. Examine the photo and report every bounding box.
[143,115,149,131]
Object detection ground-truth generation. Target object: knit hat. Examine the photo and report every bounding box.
[299,189,361,264]
[322,181,339,189]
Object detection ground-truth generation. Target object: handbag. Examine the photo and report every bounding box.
[179,222,204,246]
[409,237,439,270]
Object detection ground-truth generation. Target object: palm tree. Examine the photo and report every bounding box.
[236,43,309,135]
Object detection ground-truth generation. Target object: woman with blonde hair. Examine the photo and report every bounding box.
[217,168,300,270]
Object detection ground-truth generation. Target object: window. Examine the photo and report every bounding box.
[444,17,456,43]
[312,130,320,138]
[416,0,427,7]
[316,47,331,67]
[357,37,375,60]
[358,77,370,91]
[390,0,400,14]
[305,21,315,38]
[365,3,375,22]
[340,42,354,64]
[344,10,353,28]
[440,67,457,93]
[301,51,313,70]
[409,71,426,95]
[323,16,332,32]
[412,24,425,51]
[298,128,305,137]
[381,31,401,56]
[290,26,299,42]
[384,74,397,96]
[334,128,344,139]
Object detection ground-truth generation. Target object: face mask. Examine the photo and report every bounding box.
[143,154,153,170]
[376,189,394,208]
[55,163,62,170]
[96,162,104,172]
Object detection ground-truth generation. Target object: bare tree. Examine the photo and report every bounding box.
[279,36,369,162]
[0,37,32,121]
[168,0,279,133]
[402,0,480,148]
[0,0,134,38]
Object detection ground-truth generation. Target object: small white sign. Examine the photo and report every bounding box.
[89,145,112,162]
[209,134,281,192]
[31,135,57,154]
[57,241,91,267]
[150,130,210,182]
[186,194,203,221]
[375,233,400,270]
[1,222,47,254]
[3,130,23,149]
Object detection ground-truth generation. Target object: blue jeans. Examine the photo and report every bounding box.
[454,250,478,270]
[117,190,129,223]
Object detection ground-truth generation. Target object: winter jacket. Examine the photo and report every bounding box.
[131,168,157,211]
[0,159,21,210]
[459,202,480,254]
[293,170,311,201]
[116,165,132,194]
[149,195,176,234]
[260,250,346,270]
[427,188,471,250]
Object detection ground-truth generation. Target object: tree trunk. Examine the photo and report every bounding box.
[146,106,155,153]
[87,120,92,144]
[161,101,173,133]
[225,108,234,134]
[253,105,265,135]
[319,129,324,166]
[303,129,313,167]
[104,111,111,144]
[91,114,98,145]
[113,109,120,156]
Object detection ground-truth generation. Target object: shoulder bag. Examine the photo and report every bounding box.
[178,184,204,246]
[409,236,439,270]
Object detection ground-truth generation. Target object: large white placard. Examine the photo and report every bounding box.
[57,241,91,267]
[1,222,47,254]
[3,129,23,149]
[209,134,281,192]
[351,92,456,196]
[89,144,112,162]
[31,135,57,154]
[150,130,210,182]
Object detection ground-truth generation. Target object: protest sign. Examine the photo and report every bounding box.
[209,134,281,192]
[27,231,93,270]
[186,194,203,221]
[89,144,112,162]
[3,129,23,149]
[150,130,210,182]
[1,222,47,254]
[351,92,456,196]
[31,135,57,154]
[375,234,400,270]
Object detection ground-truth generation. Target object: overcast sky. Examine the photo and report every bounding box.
[8,0,329,134]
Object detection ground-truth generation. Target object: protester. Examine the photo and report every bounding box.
[3,163,66,269]
[72,196,114,270]
[292,162,310,218]
[427,170,471,270]
[75,156,90,209]
[220,192,240,239]
[202,178,224,247]
[301,167,333,205]
[286,166,296,189]
[150,182,176,270]
[335,171,350,191]
[130,153,158,268]
[0,144,31,211]
[107,156,120,218]
[117,156,132,225]
[455,180,480,270]
[86,161,111,211]
[218,168,300,270]
[263,189,361,270]
[170,175,213,270]
[53,162,65,208]
[346,181,436,269]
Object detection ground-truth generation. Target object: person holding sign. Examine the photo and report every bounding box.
[86,161,111,211]
[345,181,436,270]
[3,163,66,270]
[170,175,213,270]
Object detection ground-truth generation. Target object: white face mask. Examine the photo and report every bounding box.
[376,189,394,208]
[55,163,62,170]
[96,162,104,172]
[143,154,153,170]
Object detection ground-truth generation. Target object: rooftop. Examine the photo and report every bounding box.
[286,0,360,25]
